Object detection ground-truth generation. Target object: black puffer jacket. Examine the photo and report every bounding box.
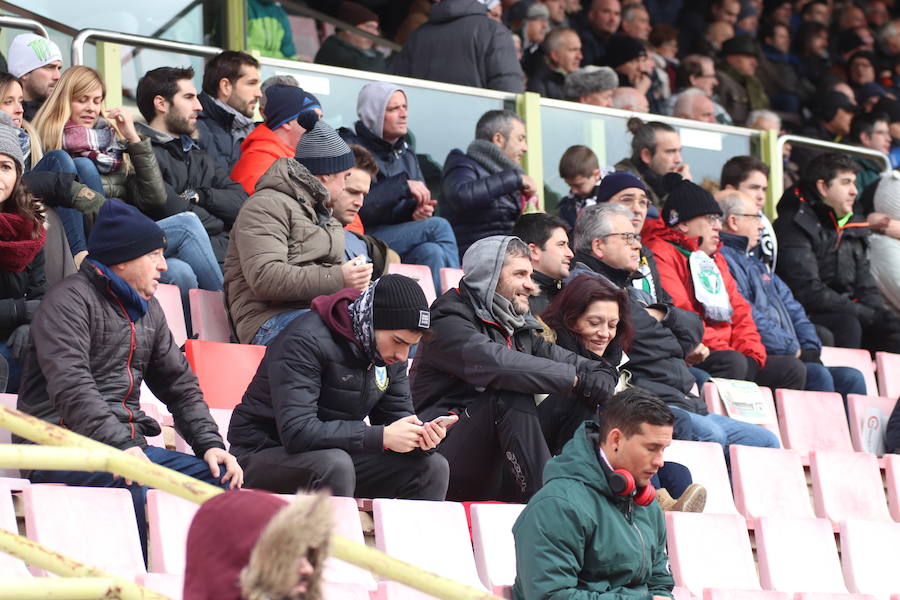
[525,53,566,100]
[195,92,244,172]
[440,149,522,255]
[0,250,46,340]
[137,123,248,263]
[774,184,889,326]
[16,262,225,455]
[228,289,413,457]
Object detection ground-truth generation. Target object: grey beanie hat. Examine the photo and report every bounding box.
[0,112,25,173]
[295,120,355,175]
[564,66,619,100]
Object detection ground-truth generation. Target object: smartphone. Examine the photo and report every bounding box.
[430,415,458,429]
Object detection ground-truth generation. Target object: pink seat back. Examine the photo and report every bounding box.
[136,573,183,599]
[439,268,464,294]
[0,394,20,478]
[666,512,759,595]
[809,450,891,523]
[139,401,166,449]
[775,389,853,458]
[881,454,900,522]
[703,591,791,600]
[23,484,145,578]
[755,516,847,593]
[875,352,900,399]
[795,595,879,600]
[324,496,377,591]
[154,283,187,348]
[820,346,877,396]
[189,289,232,342]
[730,445,814,520]
[176,408,233,454]
[663,440,738,515]
[0,482,30,577]
[387,264,437,305]
[470,502,526,595]
[846,394,897,454]
[840,519,900,596]
[146,490,199,574]
[704,385,782,446]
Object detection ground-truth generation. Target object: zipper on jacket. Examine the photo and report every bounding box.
[623,501,649,584]
[111,292,138,440]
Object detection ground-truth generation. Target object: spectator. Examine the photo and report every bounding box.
[745,109,781,132]
[484,0,502,23]
[526,28,583,99]
[611,86,650,112]
[228,274,451,499]
[196,51,262,172]
[870,173,900,313]
[620,3,651,41]
[441,109,537,256]
[8,34,62,122]
[575,0,621,67]
[720,155,777,269]
[393,0,524,93]
[848,111,891,202]
[800,0,830,25]
[511,390,675,600]
[643,174,806,391]
[672,88,717,123]
[701,20,735,56]
[649,24,679,95]
[666,54,731,124]
[17,199,242,554]
[847,50,882,103]
[562,65,618,106]
[717,189,867,398]
[258,74,298,113]
[224,120,368,346]
[412,236,617,501]
[775,153,900,353]
[872,97,900,168]
[605,34,653,104]
[709,0,741,25]
[184,491,331,600]
[511,212,573,314]
[802,90,858,145]
[315,2,389,73]
[557,144,601,228]
[615,117,690,207]
[246,0,297,60]
[792,21,830,92]
[230,84,321,194]
[715,35,770,126]
[757,20,807,115]
[538,0,567,28]
[135,66,248,265]
[518,3,551,58]
[339,82,460,290]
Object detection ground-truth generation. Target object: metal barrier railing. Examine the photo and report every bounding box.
[71,28,222,66]
[777,134,891,172]
[0,14,48,37]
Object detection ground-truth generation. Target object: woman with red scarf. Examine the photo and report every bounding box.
[0,120,45,393]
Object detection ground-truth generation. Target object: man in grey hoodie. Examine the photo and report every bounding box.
[411,235,617,502]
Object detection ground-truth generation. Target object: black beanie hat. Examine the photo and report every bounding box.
[87,198,167,266]
[373,274,431,331]
[605,34,647,69]
[660,173,722,227]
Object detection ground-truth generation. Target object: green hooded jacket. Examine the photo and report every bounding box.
[512,421,674,600]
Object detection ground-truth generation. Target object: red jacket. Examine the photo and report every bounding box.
[642,217,767,367]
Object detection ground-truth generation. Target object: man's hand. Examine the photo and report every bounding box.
[645,307,666,322]
[118,446,150,485]
[418,415,458,450]
[341,257,374,291]
[407,180,431,205]
[867,212,892,233]
[674,163,692,181]
[383,415,424,453]
[634,72,652,95]
[521,174,537,196]
[412,199,436,221]
[685,342,709,366]
[204,448,244,489]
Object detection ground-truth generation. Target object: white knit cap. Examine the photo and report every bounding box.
[8,34,63,78]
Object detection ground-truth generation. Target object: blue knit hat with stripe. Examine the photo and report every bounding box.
[295,120,355,175]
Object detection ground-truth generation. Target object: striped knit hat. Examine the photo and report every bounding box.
[295,120,355,175]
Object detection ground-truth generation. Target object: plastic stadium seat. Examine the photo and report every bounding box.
[882,454,900,522]
[755,516,847,593]
[23,484,145,578]
[662,440,739,515]
[875,352,900,399]
[154,282,188,348]
[470,502,526,596]
[322,496,378,594]
[439,268,464,294]
[387,264,437,306]
[820,346,878,396]
[288,15,320,60]
[703,592,790,600]
[373,499,488,600]
[809,450,891,523]
[139,401,166,449]
[174,407,233,454]
[795,595,879,600]
[666,512,760,594]
[184,340,267,409]
[0,482,30,577]
[702,384,782,446]
[0,393,21,478]
[189,289,232,342]
[846,394,897,454]
[840,519,900,596]
[146,490,199,574]
[775,390,853,459]
[730,446,814,520]
[140,381,173,425]
[672,586,692,600]
[136,573,183,599]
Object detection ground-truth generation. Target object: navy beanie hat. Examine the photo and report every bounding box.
[265,84,322,130]
[596,172,648,203]
[87,199,167,266]
[295,120,355,175]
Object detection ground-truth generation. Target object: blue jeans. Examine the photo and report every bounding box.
[368,217,460,291]
[0,342,20,393]
[30,445,227,557]
[654,460,692,498]
[669,406,780,457]
[252,309,309,346]
[804,363,868,397]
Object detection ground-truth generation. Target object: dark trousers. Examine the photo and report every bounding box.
[812,310,900,354]
[238,446,449,501]
[695,350,806,390]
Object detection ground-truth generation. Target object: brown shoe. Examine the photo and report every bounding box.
[655,488,677,511]
[671,483,707,513]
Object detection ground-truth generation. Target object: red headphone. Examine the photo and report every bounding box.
[596,445,656,506]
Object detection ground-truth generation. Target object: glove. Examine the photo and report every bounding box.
[799,348,822,364]
[22,171,77,206]
[573,364,616,408]
[24,300,40,323]
[298,109,320,131]
[6,324,31,361]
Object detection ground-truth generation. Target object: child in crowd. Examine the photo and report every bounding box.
[557,144,604,228]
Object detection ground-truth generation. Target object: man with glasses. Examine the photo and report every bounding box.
[643,174,806,391]
[720,155,778,270]
[848,111,892,209]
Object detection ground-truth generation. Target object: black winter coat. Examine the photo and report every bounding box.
[195,92,244,172]
[338,122,421,228]
[228,309,413,457]
[0,250,46,340]
[440,149,522,255]
[525,54,566,99]
[16,262,225,455]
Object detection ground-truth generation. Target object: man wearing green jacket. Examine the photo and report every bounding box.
[512,388,675,600]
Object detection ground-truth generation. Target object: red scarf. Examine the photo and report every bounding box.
[0,212,45,273]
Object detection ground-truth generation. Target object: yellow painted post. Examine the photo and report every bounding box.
[516,91,544,211]
[226,0,247,51]
[0,578,143,600]
[95,41,122,109]
[759,128,782,220]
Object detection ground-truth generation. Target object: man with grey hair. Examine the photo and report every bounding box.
[564,65,618,106]
[746,109,781,131]
[412,235,617,501]
[620,3,651,41]
[612,86,650,112]
[259,74,299,114]
[441,110,538,256]
[673,88,717,123]
[526,28,583,99]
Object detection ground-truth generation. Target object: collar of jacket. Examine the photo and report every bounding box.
[532,269,562,295]
[84,259,148,322]
[457,282,543,334]
[572,251,633,288]
[198,92,235,129]
[720,231,750,253]
[784,184,870,237]
[135,122,197,153]
[354,120,409,156]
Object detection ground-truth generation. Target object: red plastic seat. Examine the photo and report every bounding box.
[775,389,853,459]
[189,289,231,342]
[809,450,891,523]
[184,340,266,409]
[662,440,739,515]
[882,454,900,522]
[702,383,782,446]
[875,352,900,399]
[820,346,878,396]
[840,519,900,596]
[0,482,30,577]
[470,502,526,596]
[846,394,897,454]
[730,445,814,520]
[755,516,847,593]
[387,264,437,305]
[154,282,187,348]
[439,267,464,294]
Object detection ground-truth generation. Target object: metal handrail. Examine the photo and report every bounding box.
[0,14,48,38]
[777,134,892,173]
[72,28,223,66]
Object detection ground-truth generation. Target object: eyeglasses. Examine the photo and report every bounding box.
[704,215,724,225]
[733,212,763,220]
[603,232,642,245]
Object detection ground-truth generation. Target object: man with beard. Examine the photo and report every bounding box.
[615,118,692,209]
[8,34,63,122]
[136,66,248,265]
